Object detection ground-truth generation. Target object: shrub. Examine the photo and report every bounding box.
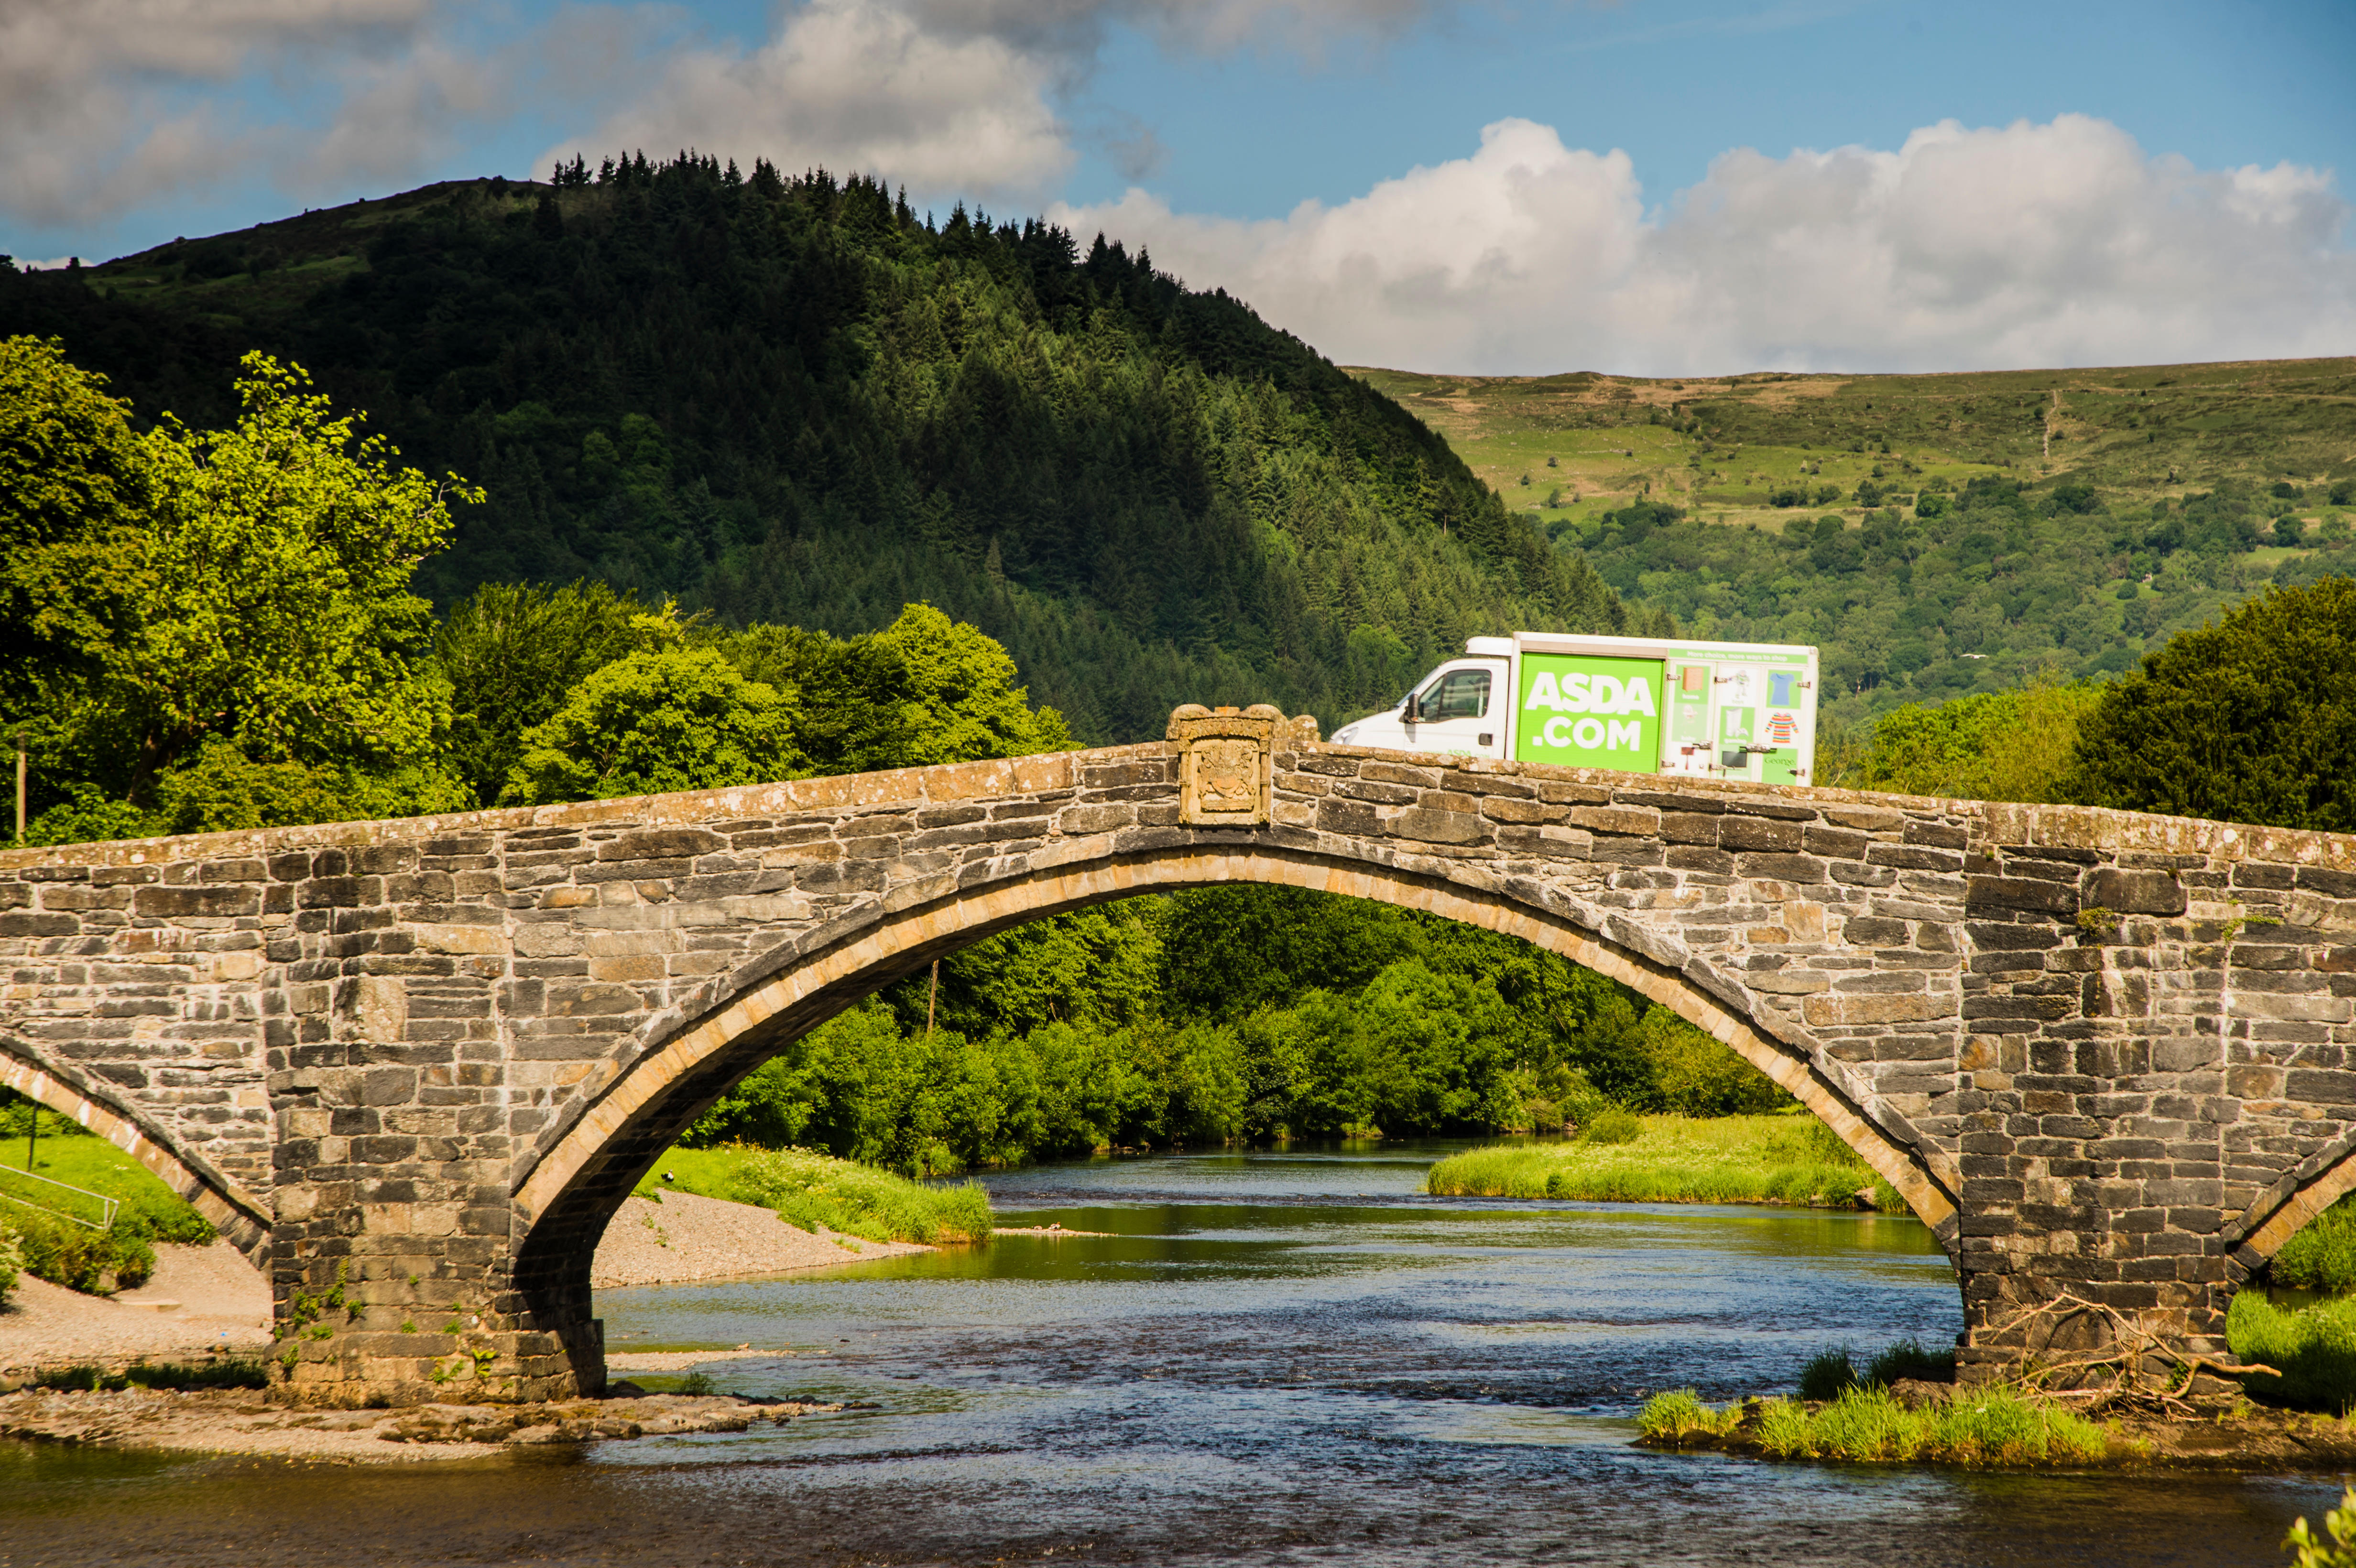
[0,1218,17,1305]
[1578,1107,1641,1145]
[1841,675,2104,804]
[2,1207,156,1293]
[1639,1010,1787,1117]
[501,645,807,805]
[2289,1484,2356,1568]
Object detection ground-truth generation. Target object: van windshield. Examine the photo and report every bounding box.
[1418,668,1490,720]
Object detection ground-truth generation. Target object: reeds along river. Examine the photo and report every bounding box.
[0,1142,2338,1567]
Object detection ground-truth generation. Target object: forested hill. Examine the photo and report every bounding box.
[0,155,1646,742]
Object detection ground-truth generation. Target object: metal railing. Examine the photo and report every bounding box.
[0,1165,119,1231]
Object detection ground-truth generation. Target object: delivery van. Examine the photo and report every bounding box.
[1326,632,1820,786]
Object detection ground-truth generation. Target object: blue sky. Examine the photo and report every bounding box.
[5,0,2351,373]
[1068,0,2356,220]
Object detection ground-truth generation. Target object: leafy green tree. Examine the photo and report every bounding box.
[2059,577,2356,830]
[893,902,1163,1041]
[1837,673,2105,802]
[1158,884,1423,1020]
[81,353,473,801]
[720,602,1073,773]
[1342,959,1527,1132]
[501,645,806,804]
[19,784,151,848]
[0,337,150,740]
[143,739,468,836]
[434,580,673,805]
[8,347,476,840]
[1638,1007,1785,1116]
[863,603,1075,764]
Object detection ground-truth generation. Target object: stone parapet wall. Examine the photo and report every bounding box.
[4,708,2355,1401]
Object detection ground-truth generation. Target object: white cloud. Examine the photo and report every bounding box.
[1,0,1458,229]
[545,0,1448,207]
[1054,114,2356,374]
[557,0,1075,200]
[0,0,436,223]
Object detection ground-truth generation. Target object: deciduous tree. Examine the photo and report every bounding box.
[2059,577,2356,830]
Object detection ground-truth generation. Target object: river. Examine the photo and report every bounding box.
[0,1142,2339,1566]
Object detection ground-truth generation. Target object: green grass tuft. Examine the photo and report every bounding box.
[1637,1388,1742,1442]
[1798,1347,1857,1401]
[1578,1107,1642,1145]
[1866,1336,1957,1387]
[634,1143,993,1245]
[1794,1337,1957,1402]
[1742,1386,2106,1467]
[1426,1113,1909,1213]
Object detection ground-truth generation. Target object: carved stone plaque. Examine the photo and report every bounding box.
[1167,704,1298,826]
[1194,739,1260,816]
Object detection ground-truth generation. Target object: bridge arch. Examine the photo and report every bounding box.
[510,840,1964,1353]
[2228,1128,2356,1287]
[0,1040,273,1260]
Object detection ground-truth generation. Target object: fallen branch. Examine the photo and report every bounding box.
[1974,1292,2277,1417]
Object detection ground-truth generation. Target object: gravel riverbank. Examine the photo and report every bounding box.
[590,1190,930,1286]
[1,1190,927,1403]
[0,1385,847,1462]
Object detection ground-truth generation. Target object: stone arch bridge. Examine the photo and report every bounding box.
[6,706,2356,1404]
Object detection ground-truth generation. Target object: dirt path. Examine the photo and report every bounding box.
[0,1241,271,1377]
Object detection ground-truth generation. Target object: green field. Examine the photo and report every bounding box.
[1424,1113,1907,1212]
[1353,359,2356,541]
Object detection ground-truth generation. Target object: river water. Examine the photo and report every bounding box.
[0,1142,2341,1566]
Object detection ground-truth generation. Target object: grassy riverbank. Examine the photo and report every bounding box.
[1640,1384,2109,1467]
[2230,1291,2356,1413]
[1425,1113,1907,1213]
[634,1144,993,1245]
[0,1095,218,1293]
